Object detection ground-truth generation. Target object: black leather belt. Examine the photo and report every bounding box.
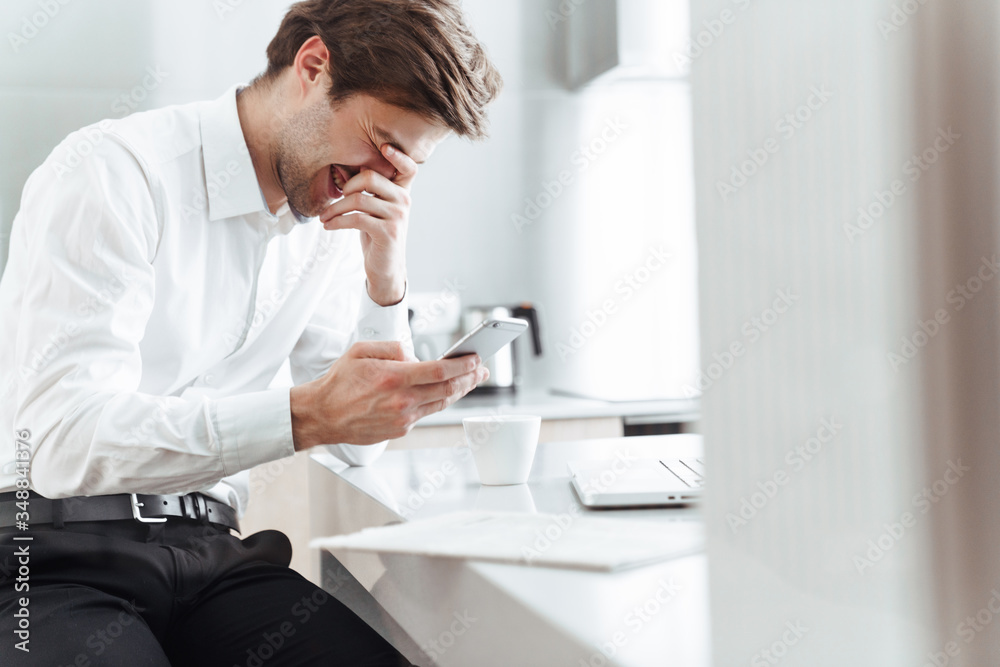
[0,491,239,533]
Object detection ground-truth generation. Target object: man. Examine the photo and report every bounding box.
[0,0,501,664]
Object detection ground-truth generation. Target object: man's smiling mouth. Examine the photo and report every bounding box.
[331,165,352,193]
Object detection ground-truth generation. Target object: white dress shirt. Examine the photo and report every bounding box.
[0,85,412,516]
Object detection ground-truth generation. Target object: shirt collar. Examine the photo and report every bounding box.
[199,84,304,235]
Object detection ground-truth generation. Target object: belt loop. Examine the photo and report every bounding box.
[195,494,210,526]
[51,498,64,529]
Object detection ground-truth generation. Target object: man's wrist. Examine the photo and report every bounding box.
[366,277,407,307]
[290,384,322,451]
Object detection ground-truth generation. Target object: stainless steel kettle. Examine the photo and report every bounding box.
[460,303,542,393]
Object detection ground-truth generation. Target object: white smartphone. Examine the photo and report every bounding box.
[438,317,529,360]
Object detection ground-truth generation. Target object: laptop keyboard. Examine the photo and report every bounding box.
[661,458,704,488]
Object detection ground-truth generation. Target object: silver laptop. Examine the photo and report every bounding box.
[568,457,704,508]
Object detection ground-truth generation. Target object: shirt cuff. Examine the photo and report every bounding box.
[214,388,295,476]
[356,281,412,345]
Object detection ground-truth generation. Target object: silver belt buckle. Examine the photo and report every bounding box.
[130,494,167,524]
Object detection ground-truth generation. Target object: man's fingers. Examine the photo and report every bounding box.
[413,398,452,422]
[338,170,409,205]
[320,192,393,223]
[381,144,418,188]
[409,366,488,407]
[405,355,482,386]
[411,366,488,419]
[322,211,381,235]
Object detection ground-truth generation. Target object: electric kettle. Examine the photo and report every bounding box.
[460,303,542,393]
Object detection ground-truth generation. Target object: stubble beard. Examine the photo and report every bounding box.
[274,100,332,219]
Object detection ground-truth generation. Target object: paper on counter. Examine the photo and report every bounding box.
[310,510,703,572]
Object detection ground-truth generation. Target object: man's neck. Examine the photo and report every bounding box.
[236,82,288,215]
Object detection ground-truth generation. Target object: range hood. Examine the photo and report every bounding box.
[566,0,689,89]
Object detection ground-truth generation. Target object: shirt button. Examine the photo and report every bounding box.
[363,327,377,338]
[204,374,215,385]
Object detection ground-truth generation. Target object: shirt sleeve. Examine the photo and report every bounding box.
[11,135,293,499]
[288,240,414,466]
[288,242,414,386]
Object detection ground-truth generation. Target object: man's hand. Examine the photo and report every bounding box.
[319,144,416,306]
[290,341,489,450]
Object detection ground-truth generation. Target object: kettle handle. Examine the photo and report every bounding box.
[511,304,543,356]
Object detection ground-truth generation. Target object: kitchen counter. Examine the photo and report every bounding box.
[415,389,700,427]
[309,435,710,667]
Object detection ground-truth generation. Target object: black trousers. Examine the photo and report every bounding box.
[0,518,411,666]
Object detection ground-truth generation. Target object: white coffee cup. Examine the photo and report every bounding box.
[463,415,541,485]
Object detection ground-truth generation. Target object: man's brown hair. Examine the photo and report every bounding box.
[263,0,502,140]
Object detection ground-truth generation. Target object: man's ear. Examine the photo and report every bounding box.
[293,35,331,93]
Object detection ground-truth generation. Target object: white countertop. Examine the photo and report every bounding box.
[309,435,711,667]
[413,389,700,427]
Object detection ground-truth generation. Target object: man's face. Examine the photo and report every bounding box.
[273,93,450,218]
